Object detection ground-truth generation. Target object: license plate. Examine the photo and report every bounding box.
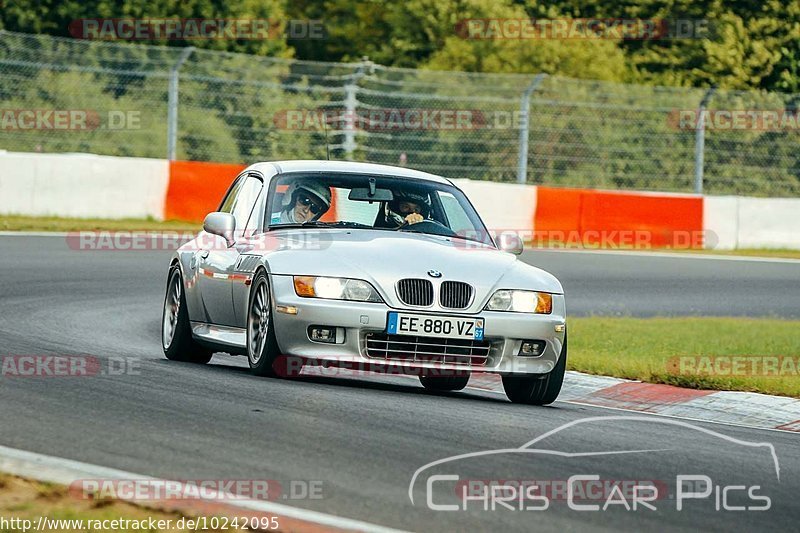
[386,312,484,341]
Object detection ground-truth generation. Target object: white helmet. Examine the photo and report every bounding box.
[282,179,332,219]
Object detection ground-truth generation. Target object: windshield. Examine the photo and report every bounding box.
[266,173,493,245]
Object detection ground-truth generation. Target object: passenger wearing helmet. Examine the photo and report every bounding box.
[385,189,431,228]
[272,179,332,224]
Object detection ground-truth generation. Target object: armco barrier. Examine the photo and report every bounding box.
[704,196,800,250]
[703,196,739,250]
[534,186,705,248]
[1,151,799,250]
[451,179,537,234]
[0,151,169,219]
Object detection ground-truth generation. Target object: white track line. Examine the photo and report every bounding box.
[527,247,800,264]
[0,445,408,533]
[0,231,71,237]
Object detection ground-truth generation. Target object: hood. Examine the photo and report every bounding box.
[257,229,562,311]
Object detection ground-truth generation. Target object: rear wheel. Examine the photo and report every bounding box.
[419,373,470,392]
[162,267,213,364]
[502,333,567,405]
[247,271,280,377]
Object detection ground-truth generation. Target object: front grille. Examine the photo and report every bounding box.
[397,278,434,307]
[440,281,473,309]
[365,333,491,366]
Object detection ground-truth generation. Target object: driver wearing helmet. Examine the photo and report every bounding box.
[272,179,332,224]
[385,189,431,228]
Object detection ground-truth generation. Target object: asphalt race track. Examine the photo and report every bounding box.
[1,235,798,531]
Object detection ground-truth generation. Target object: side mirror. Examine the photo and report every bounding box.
[497,232,524,255]
[203,212,236,248]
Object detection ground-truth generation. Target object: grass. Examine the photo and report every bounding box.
[0,215,199,232]
[0,475,248,532]
[661,248,800,260]
[569,317,800,398]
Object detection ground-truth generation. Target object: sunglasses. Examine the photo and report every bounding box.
[296,193,324,214]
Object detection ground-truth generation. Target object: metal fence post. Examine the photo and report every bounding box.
[342,82,358,158]
[167,46,195,161]
[694,87,717,194]
[517,74,547,184]
[342,59,370,159]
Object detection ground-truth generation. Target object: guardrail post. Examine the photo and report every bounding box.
[167,46,195,161]
[517,74,547,184]
[694,86,717,194]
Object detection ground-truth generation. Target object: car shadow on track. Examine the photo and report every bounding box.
[159,355,521,405]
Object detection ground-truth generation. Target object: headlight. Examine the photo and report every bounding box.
[293,276,383,302]
[485,290,552,314]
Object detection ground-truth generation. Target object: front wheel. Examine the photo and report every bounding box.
[247,271,281,377]
[419,373,470,392]
[502,333,567,405]
[162,267,213,364]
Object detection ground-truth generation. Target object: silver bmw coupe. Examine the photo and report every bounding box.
[162,161,567,404]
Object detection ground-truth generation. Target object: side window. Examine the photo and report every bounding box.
[220,175,263,235]
[219,177,244,214]
[243,187,265,234]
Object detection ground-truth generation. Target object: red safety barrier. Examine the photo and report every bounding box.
[165,161,246,222]
[534,187,704,249]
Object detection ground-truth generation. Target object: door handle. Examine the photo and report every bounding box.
[198,250,210,260]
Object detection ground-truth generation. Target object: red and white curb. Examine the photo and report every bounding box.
[474,372,800,432]
[301,367,800,433]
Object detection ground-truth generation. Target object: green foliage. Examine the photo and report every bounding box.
[3,0,800,92]
[0,0,292,57]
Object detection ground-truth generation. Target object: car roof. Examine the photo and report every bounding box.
[247,160,453,185]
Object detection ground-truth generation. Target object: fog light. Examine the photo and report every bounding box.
[309,326,336,343]
[519,340,546,357]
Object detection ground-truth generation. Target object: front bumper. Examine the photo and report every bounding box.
[270,275,566,375]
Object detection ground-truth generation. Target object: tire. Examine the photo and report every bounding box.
[502,332,567,405]
[419,373,470,392]
[162,267,213,364]
[246,271,281,377]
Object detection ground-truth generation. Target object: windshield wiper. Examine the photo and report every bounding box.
[321,221,374,228]
[271,221,374,229]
